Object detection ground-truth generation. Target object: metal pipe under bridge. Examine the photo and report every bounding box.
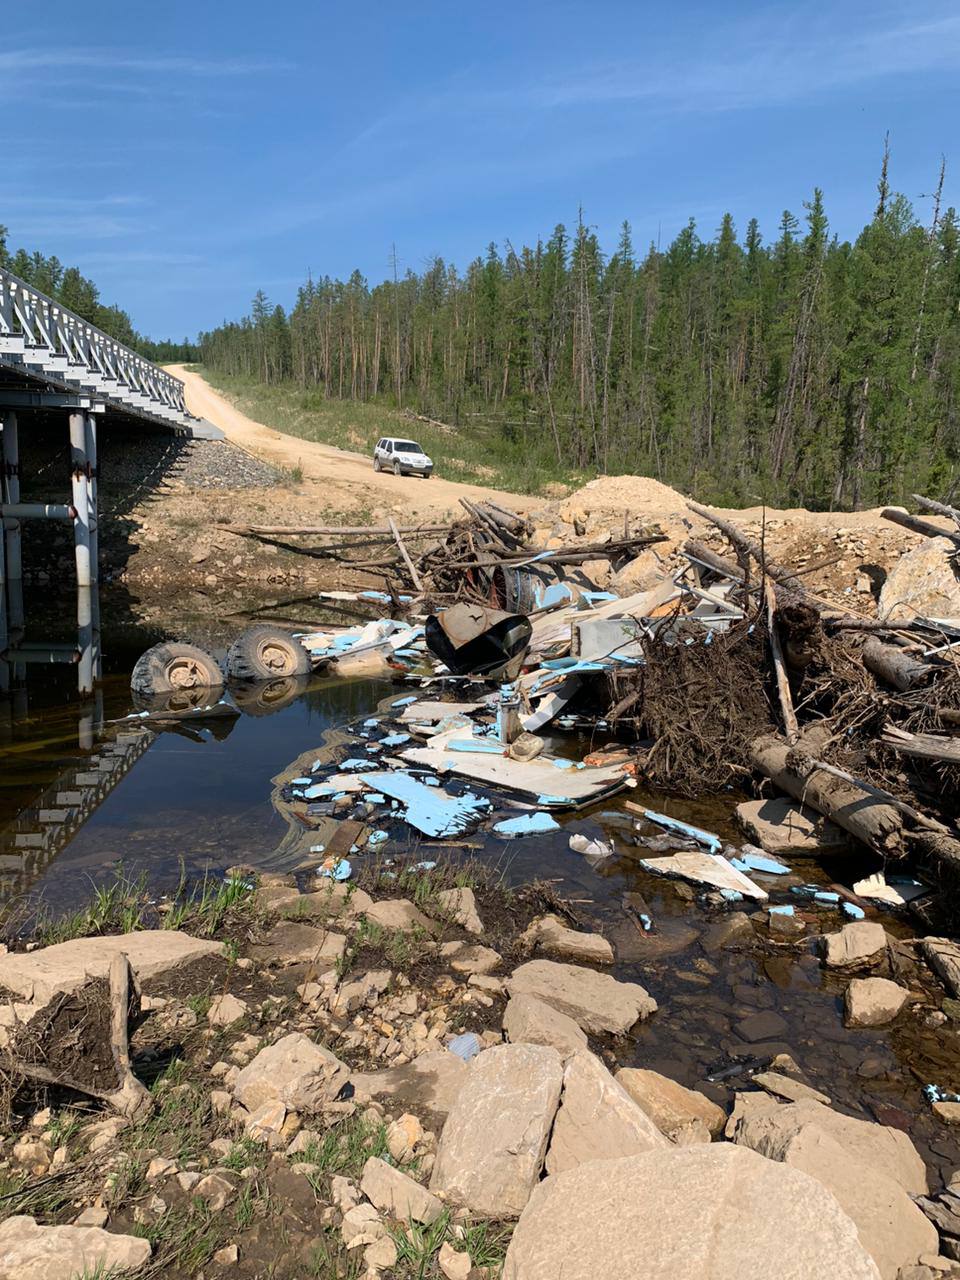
[0,265,223,695]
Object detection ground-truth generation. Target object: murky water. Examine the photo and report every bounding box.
[4,588,960,1189]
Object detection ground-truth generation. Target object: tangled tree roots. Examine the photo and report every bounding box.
[636,620,776,795]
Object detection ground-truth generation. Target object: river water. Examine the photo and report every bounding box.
[3,588,960,1189]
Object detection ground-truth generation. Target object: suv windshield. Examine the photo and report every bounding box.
[393,441,422,453]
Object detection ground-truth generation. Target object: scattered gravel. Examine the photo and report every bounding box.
[166,440,282,489]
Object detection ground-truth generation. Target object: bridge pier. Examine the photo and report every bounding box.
[0,406,101,698]
[69,410,93,588]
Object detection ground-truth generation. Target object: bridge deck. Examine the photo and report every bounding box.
[0,267,220,438]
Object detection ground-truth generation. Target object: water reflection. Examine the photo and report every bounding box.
[0,588,392,911]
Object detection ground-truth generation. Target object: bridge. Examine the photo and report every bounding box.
[0,266,222,693]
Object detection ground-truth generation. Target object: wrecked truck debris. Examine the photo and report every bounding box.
[424,603,532,681]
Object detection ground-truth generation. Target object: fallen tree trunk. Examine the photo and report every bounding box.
[913,495,960,531]
[881,725,960,764]
[862,638,934,691]
[765,581,799,740]
[686,502,804,588]
[750,732,903,856]
[880,507,960,543]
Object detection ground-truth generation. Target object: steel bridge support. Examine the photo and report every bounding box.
[0,407,101,699]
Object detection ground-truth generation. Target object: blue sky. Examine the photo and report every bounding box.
[3,1,960,337]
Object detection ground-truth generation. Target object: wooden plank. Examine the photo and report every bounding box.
[400,700,484,724]
[388,517,423,591]
[765,579,799,741]
[401,728,628,806]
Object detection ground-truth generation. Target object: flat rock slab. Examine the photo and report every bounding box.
[545,1050,667,1174]
[502,993,588,1058]
[923,938,960,997]
[248,922,346,968]
[261,884,374,922]
[638,850,768,901]
[0,1214,151,1280]
[0,930,224,1005]
[431,1043,563,1218]
[502,1145,881,1280]
[735,798,845,853]
[350,1051,469,1123]
[616,1067,726,1138]
[735,1009,789,1043]
[732,1098,928,1197]
[363,898,438,934]
[361,1156,443,1225]
[441,942,502,975]
[822,921,887,969]
[752,1072,830,1106]
[233,1032,349,1114]
[533,917,614,965]
[506,959,657,1035]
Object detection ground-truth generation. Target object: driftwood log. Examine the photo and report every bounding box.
[863,638,934,691]
[687,502,804,588]
[880,507,960,543]
[750,732,902,856]
[914,494,960,530]
[881,725,960,764]
[0,953,153,1119]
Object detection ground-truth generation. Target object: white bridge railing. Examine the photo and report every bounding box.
[0,266,196,429]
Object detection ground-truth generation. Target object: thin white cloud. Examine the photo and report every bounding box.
[4,214,147,239]
[0,48,293,75]
[521,9,960,112]
[0,194,148,210]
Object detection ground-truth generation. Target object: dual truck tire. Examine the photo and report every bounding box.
[131,625,309,708]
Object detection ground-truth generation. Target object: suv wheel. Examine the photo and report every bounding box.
[393,461,402,476]
[373,455,381,471]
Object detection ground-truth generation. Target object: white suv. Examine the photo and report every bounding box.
[373,437,433,478]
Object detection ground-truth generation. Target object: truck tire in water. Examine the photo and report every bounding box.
[225,624,310,681]
[230,673,308,716]
[130,642,223,706]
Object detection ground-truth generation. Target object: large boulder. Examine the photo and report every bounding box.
[0,1215,151,1279]
[735,797,845,854]
[502,993,588,1058]
[756,1123,936,1278]
[844,977,910,1027]
[0,931,224,1005]
[430,1043,562,1217]
[501,1145,881,1280]
[506,959,656,1034]
[615,1067,726,1138]
[922,937,960,997]
[879,536,960,622]
[233,1033,349,1113]
[545,1050,667,1174]
[734,1099,934,1278]
[822,922,887,969]
[610,550,665,594]
[731,1099,927,1196]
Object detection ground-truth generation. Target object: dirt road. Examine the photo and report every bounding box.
[166,365,534,521]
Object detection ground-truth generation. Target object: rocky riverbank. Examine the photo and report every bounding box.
[2,861,960,1279]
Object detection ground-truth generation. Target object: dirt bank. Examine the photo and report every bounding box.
[167,365,539,523]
